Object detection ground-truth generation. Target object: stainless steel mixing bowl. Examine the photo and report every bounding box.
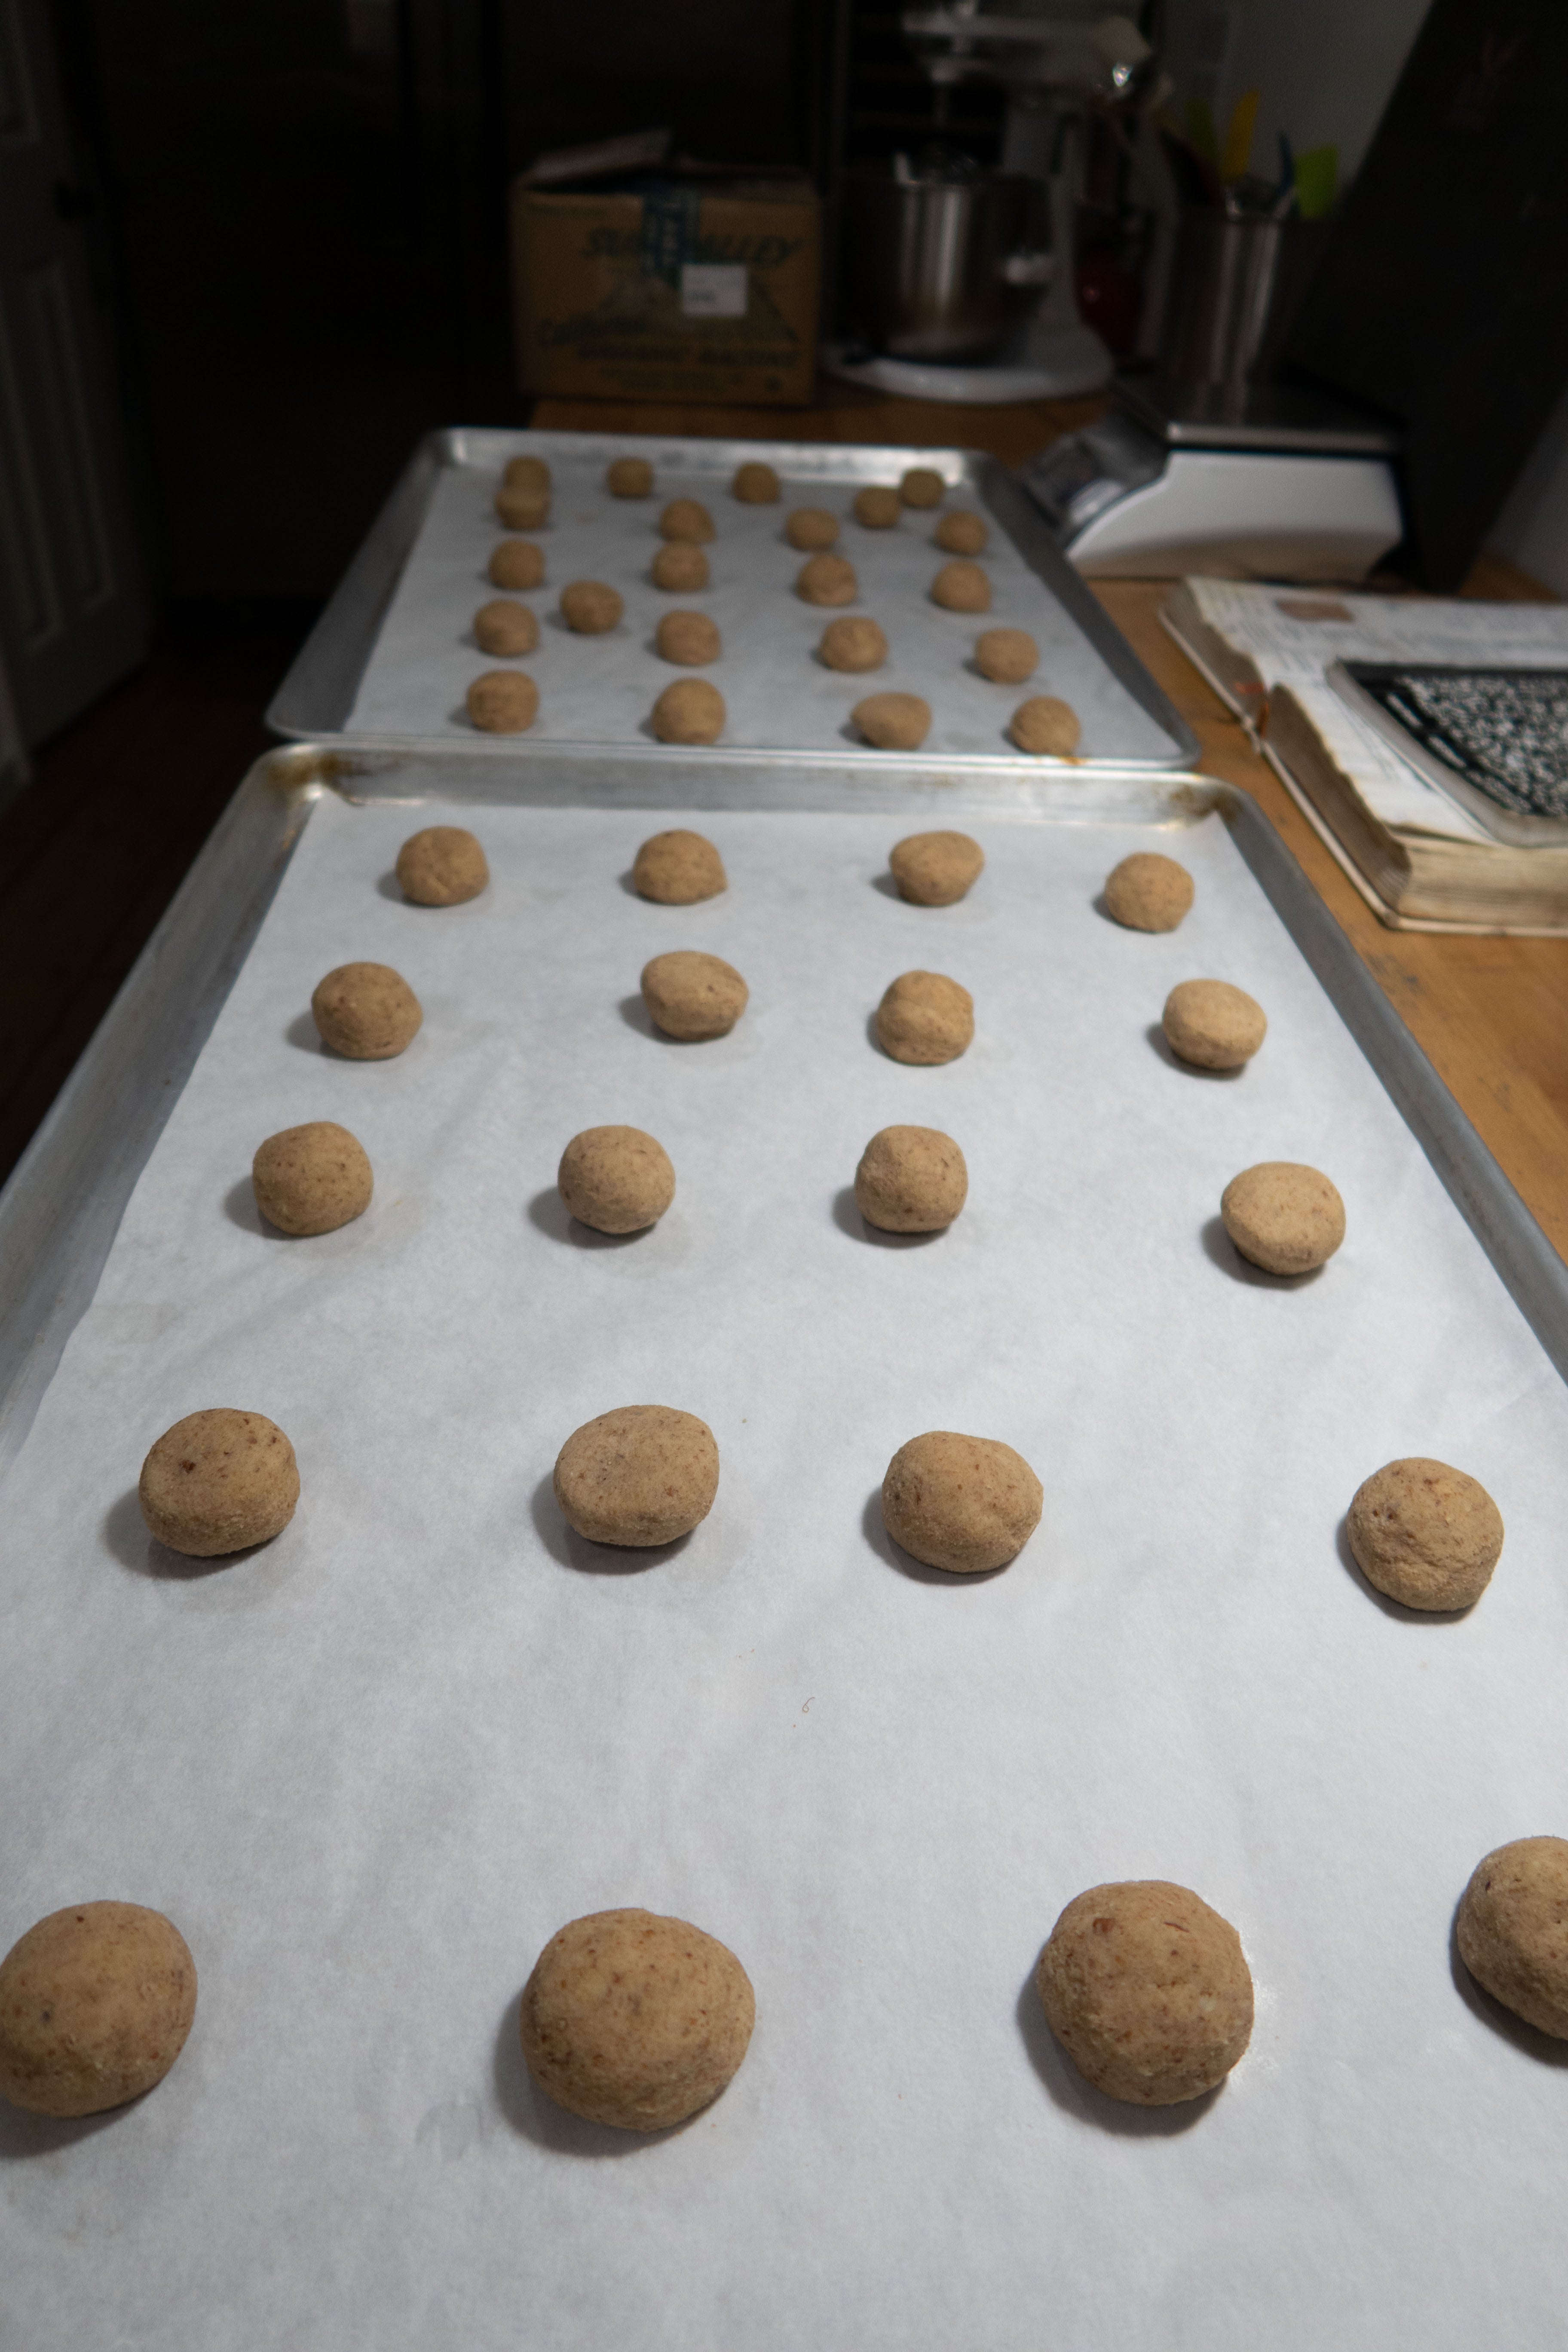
[840,168,1050,364]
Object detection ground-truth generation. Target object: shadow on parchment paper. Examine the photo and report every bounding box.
[102,1487,267,1582]
[859,1489,1011,1586]
[225,1177,306,1238]
[1145,1023,1246,1081]
[870,872,906,901]
[527,1188,651,1251]
[491,1999,701,2156]
[1334,1513,1478,1626]
[1448,1899,1568,2066]
[1200,1216,1326,1288]
[832,1187,942,1250]
[285,1011,324,1053]
[620,992,717,1043]
[528,1475,692,1576]
[0,2098,129,2160]
[1014,1974,1219,2136]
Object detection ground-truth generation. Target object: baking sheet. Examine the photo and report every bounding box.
[4,792,1568,2350]
[319,431,1189,767]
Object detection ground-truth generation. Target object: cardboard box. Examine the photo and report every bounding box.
[510,173,821,407]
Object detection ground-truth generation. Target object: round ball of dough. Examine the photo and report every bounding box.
[1347,1458,1504,1611]
[888,830,984,906]
[607,456,654,498]
[935,509,987,555]
[561,580,623,635]
[974,627,1037,684]
[854,1126,968,1232]
[900,466,945,508]
[503,453,551,492]
[496,484,550,531]
[651,679,725,744]
[854,485,901,530]
[139,1408,300,1556]
[882,1430,1041,1572]
[311,961,423,1059]
[796,553,858,606]
[0,1903,197,2117]
[467,671,539,734]
[931,560,990,612]
[786,507,839,551]
[641,949,748,1039]
[1010,695,1081,756]
[473,598,539,657]
[652,542,710,592]
[396,824,489,906]
[819,616,887,673]
[1163,979,1267,1070]
[1220,1161,1345,1275]
[554,1405,719,1546]
[1103,851,1193,931]
[1037,1881,1254,2106]
[732,460,780,503]
[854,692,931,751]
[1457,1838,1568,2037]
[252,1121,372,1236]
[558,1125,676,1234]
[876,968,973,1063]
[660,498,714,544]
[489,538,544,591]
[656,610,721,666]
[521,1908,753,2129]
[632,829,727,904]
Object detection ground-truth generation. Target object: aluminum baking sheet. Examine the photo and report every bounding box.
[3,755,1568,2352]
[266,429,1198,771]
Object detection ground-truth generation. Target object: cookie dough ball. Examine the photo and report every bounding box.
[1037,1881,1254,2106]
[796,553,857,606]
[660,497,714,544]
[1457,1839,1568,2038]
[252,1121,372,1236]
[0,1903,197,2117]
[138,1409,300,1556]
[641,949,748,1039]
[496,484,550,531]
[819,616,886,674]
[656,610,721,666]
[503,453,551,493]
[561,580,623,635]
[931,560,990,612]
[974,627,1037,685]
[732,460,780,504]
[553,1406,719,1546]
[652,542,710,592]
[1347,1458,1504,1611]
[882,1430,1041,1573]
[396,823,489,906]
[632,829,727,904]
[935,509,987,555]
[1103,851,1193,930]
[521,1908,753,2129]
[1162,980,1267,1070]
[651,679,725,744]
[854,485,901,530]
[1009,695,1081,756]
[900,466,945,509]
[888,829,984,906]
[786,507,839,551]
[854,692,931,751]
[1220,1162,1345,1275]
[467,671,539,734]
[311,961,423,1059]
[876,969,973,1063]
[558,1125,676,1235]
[473,598,539,657]
[607,456,654,498]
[854,1126,968,1233]
[489,538,544,591]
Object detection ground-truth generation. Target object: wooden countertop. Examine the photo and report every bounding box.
[534,384,1568,1265]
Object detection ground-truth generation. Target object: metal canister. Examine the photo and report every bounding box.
[839,168,1050,364]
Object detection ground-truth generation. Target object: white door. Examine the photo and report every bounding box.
[0,0,150,748]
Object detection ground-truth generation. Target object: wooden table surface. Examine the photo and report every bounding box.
[534,382,1568,1265]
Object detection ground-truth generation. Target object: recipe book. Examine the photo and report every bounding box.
[1160,577,1568,931]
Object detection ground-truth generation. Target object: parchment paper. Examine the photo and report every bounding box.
[345,448,1178,763]
[3,793,1567,2352]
